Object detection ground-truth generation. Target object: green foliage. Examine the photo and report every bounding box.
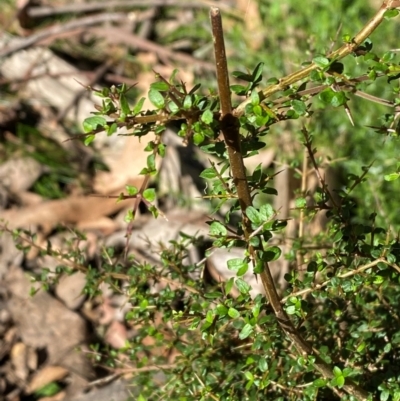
[20,2,400,401]
[34,382,62,397]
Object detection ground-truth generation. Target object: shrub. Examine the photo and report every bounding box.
[30,2,400,400]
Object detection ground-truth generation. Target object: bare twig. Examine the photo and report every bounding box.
[26,0,236,18]
[87,26,215,71]
[302,127,339,209]
[56,59,114,123]
[0,10,154,58]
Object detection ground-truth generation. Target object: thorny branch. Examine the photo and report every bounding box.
[233,0,400,117]
[208,1,400,399]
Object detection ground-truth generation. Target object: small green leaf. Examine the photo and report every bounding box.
[319,88,335,104]
[169,69,179,83]
[225,277,234,294]
[227,258,247,272]
[126,185,138,196]
[189,83,202,94]
[231,84,248,95]
[237,263,249,277]
[382,51,395,63]
[313,56,330,69]
[310,69,324,82]
[384,343,392,353]
[124,209,135,223]
[356,342,366,353]
[83,116,107,133]
[239,323,254,340]
[335,375,345,388]
[297,356,306,366]
[251,89,260,105]
[259,204,274,220]
[235,278,251,294]
[232,70,253,82]
[384,9,399,19]
[148,88,165,109]
[254,259,264,274]
[168,101,179,114]
[157,143,166,157]
[119,93,131,116]
[206,310,214,323]
[267,77,279,84]
[149,205,159,219]
[133,97,146,115]
[150,81,170,91]
[105,122,117,136]
[100,87,110,97]
[249,236,260,247]
[251,62,264,83]
[384,172,400,181]
[210,221,227,236]
[319,88,347,107]
[333,366,342,377]
[295,197,307,208]
[252,304,261,319]
[201,109,214,124]
[143,188,156,202]
[183,95,193,110]
[253,104,262,116]
[84,135,95,146]
[330,91,347,107]
[244,370,254,381]
[262,246,282,262]
[380,389,390,401]
[246,206,262,225]
[291,99,307,115]
[228,307,240,318]
[193,132,205,145]
[34,382,61,397]
[286,305,297,315]
[215,304,228,316]
[258,358,268,372]
[313,378,327,388]
[200,168,217,179]
[342,34,351,43]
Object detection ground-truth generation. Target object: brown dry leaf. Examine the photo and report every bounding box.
[10,342,30,382]
[27,366,68,394]
[0,184,139,231]
[105,320,128,349]
[93,135,152,195]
